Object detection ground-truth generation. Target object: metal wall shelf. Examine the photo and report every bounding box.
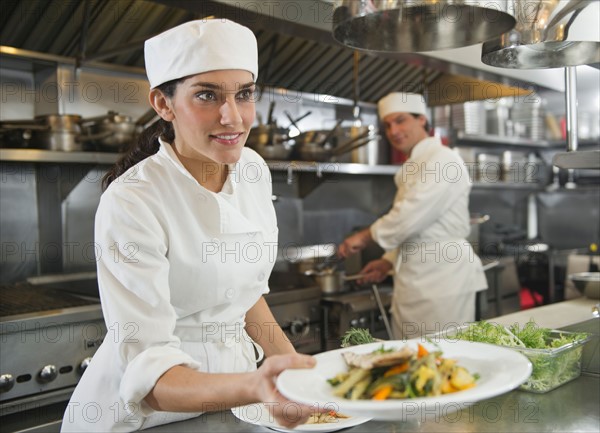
[553,150,600,169]
[0,149,120,164]
[0,150,401,174]
[454,132,564,150]
[266,160,399,176]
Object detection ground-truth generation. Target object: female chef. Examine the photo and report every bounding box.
[61,19,316,432]
[338,92,487,340]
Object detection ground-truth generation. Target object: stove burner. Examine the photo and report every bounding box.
[0,283,99,318]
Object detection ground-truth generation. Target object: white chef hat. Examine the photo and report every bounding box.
[378,92,427,119]
[144,19,258,89]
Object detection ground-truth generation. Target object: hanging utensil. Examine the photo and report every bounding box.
[318,119,344,147]
[266,101,275,126]
[331,129,373,155]
[332,0,516,52]
[482,0,600,69]
[284,110,312,134]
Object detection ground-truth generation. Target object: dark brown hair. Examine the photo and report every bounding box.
[411,113,430,133]
[102,79,181,190]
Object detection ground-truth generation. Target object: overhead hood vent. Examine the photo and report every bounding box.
[0,0,536,106]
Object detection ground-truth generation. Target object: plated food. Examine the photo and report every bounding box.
[231,403,370,433]
[276,340,532,420]
[328,343,478,400]
[305,410,350,424]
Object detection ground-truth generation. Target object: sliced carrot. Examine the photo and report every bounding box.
[383,362,409,377]
[417,344,429,358]
[372,385,393,400]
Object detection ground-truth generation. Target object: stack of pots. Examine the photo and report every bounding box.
[34,114,84,151]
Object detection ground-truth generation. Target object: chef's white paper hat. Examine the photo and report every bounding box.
[378,92,427,118]
[144,19,258,89]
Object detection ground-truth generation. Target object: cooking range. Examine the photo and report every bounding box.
[264,272,393,354]
[0,279,106,416]
[321,284,393,351]
[263,272,323,354]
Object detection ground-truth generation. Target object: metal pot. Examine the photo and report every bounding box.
[29,115,85,151]
[34,130,83,152]
[296,129,376,162]
[305,268,347,294]
[335,125,383,165]
[81,112,139,150]
[39,114,82,133]
[286,243,338,274]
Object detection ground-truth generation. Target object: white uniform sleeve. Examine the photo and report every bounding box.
[95,186,202,416]
[370,159,460,251]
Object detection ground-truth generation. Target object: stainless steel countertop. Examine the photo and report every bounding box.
[145,373,600,433]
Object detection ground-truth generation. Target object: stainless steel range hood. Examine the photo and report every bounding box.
[0,0,552,106]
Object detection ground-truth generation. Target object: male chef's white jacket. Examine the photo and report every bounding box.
[371,136,487,339]
[61,141,278,432]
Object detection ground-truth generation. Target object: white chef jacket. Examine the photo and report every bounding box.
[370,136,487,339]
[61,140,278,432]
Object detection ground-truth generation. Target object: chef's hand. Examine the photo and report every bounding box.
[338,228,372,258]
[254,353,323,428]
[357,259,393,285]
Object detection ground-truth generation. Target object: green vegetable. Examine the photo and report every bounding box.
[341,327,376,347]
[453,319,589,393]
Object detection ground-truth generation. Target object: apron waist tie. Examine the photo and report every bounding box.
[174,322,264,365]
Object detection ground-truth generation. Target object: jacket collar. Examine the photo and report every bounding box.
[157,139,258,234]
[407,136,442,162]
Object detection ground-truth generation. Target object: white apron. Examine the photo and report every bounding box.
[61,144,277,432]
[370,137,487,339]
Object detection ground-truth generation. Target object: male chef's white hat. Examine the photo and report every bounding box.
[378,92,427,119]
[144,19,258,89]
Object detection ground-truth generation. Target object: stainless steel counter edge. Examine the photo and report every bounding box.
[142,374,600,432]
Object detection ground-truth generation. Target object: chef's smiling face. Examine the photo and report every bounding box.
[153,69,256,164]
[382,112,428,156]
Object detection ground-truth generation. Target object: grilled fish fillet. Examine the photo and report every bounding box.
[342,346,415,369]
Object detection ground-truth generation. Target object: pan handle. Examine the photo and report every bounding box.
[331,133,378,157]
[319,119,344,147]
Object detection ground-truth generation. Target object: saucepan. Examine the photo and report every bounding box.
[286,243,338,274]
[33,114,107,152]
[81,109,158,151]
[304,268,374,294]
[297,129,378,162]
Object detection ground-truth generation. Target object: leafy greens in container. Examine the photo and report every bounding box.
[449,320,590,393]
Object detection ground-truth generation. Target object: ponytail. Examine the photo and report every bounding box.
[102,79,180,190]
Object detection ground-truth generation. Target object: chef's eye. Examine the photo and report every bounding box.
[236,88,256,102]
[196,91,218,102]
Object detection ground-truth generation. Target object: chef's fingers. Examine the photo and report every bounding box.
[268,400,319,428]
[260,353,316,377]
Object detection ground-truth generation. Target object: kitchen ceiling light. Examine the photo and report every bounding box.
[481,0,600,69]
[332,0,516,53]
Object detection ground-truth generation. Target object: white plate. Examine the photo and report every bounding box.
[276,340,532,421]
[231,403,371,433]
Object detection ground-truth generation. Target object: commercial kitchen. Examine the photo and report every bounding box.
[0,1,599,432]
